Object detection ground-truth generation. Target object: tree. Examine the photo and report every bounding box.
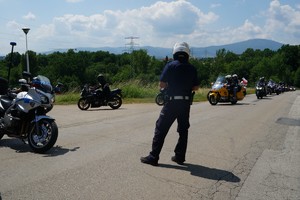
[279,45,300,71]
[294,67,300,87]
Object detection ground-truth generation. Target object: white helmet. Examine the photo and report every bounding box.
[172,42,190,57]
[225,75,232,79]
[18,78,27,84]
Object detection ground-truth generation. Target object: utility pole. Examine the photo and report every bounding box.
[8,42,17,85]
[125,36,139,52]
[22,27,30,73]
[124,36,139,78]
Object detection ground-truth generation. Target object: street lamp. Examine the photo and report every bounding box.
[22,27,30,73]
[8,42,17,85]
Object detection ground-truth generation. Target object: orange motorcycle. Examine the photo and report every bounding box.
[207,76,246,105]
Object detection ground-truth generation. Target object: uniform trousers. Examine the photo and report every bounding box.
[150,100,191,161]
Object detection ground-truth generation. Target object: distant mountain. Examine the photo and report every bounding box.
[44,38,284,58]
[191,39,284,58]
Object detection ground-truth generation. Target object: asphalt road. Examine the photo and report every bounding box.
[0,91,299,200]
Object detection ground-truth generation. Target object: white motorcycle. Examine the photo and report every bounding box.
[0,74,58,153]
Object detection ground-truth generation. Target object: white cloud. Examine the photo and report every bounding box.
[23,12,36,20]
[6,0,299,53]
[6,20,20,29]
[33,0,218,48]
[210,3,221,8]
[264,0,300,44]
[199,0,300,46]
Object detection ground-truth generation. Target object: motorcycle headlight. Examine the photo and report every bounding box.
[51,96,55,103]
[40,95,49,104]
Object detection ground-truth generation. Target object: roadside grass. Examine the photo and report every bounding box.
[54,81,255,105]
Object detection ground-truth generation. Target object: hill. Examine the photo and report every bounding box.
[45,38,284,58]
[192,38,284,58]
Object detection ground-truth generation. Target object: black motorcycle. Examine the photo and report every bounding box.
[267,80,280,95]
[255,82,267,99]
[77,84,122,110]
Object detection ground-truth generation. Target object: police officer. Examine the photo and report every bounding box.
[141,42,200,166]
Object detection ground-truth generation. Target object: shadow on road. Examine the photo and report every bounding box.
[158,163,240,182]
[83,108,126,111]
[43,146,80,157]
[0,138,80,156]
[276,117,300,126]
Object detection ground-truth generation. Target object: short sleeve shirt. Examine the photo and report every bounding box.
[160,60,199,96]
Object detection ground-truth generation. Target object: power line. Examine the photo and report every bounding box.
[124,36,139,52]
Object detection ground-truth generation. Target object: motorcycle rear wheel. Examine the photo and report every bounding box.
[28,119,58,153]
[108,96,122,109]
[155,93,165,106]
[78,98,90,110]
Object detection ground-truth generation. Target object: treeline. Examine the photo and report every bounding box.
[0,44,300,91]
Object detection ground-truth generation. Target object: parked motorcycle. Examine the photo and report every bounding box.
[77,84,122,110]
[0,74,58,153]
[207,76,246,105]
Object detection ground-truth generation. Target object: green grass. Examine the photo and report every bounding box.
[54,81,255,105]
[55,92,80,105]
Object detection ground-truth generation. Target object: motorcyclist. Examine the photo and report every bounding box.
[232,74,239,100]
[225,74,233,99]
[96,74,111,99]
[258,77,267,95]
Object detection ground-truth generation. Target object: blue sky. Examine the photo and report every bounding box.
[0,0,299,55]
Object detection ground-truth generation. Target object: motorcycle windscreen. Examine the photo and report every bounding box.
[32,75,53,93]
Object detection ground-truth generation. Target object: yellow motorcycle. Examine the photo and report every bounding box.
[207,76,246,105]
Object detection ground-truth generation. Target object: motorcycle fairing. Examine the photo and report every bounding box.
[14,89,42,113]
[31,115,54,123]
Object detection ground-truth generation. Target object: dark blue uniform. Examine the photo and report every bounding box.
[148,59,199,164]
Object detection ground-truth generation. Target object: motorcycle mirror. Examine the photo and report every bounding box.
[22,71,32,79]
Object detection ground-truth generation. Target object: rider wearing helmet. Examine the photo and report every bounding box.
[258,76,267,95]
[232,74,239,100]
[225,75,232,83]
[141,42,200,166]
[96,74,110,98]
[225,75,233,98]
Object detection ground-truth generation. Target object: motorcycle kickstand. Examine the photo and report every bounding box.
[21,139,28,144]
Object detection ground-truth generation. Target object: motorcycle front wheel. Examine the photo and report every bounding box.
[155,93,165,106]
[208,94,218,105]
[256,91,263,99]
[28,119,58,153]
[78,98,90,110]
[108,95,122,109]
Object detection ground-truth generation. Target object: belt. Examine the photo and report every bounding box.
[169,96,190,100]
